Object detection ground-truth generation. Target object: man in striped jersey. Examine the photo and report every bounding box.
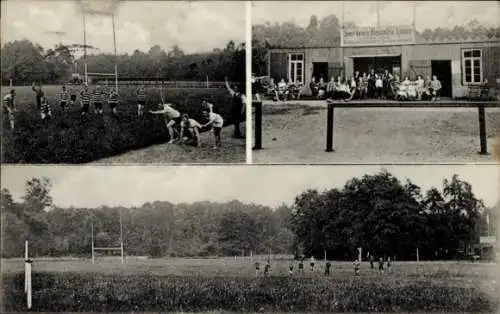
[59,86,70,111]
[136,85,146,117]
[80,85,91,116]
[3,89,16,130]
[149,103,182,144]
[108,89,119,115]
[92,85,105,115]
[40,95,52,121]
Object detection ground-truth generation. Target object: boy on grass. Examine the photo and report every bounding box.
[80,85,91,116]
[149,103,182,144]
[179,114,202,147]
[201,110,224,149]
[3,89,16,130]
[58,85,70,111]
[40,95,52,121]
[108,89,119,116]
[136,85,147,117]
[92,85,105,115]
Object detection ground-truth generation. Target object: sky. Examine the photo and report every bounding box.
[1,165,498,208]
[1,0,246,55]
[252,1,500,31]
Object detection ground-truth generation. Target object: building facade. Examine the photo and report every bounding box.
[268,26,500,99]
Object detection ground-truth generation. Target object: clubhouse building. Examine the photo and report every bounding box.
[267,25,500,99]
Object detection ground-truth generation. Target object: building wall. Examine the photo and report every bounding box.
[269,41,500,98]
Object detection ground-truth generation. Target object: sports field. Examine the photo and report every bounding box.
[2,257,499,312]
[1,85,245,164]
[253,101,500,164]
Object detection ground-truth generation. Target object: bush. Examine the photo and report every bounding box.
[2,272,498,312]
[1,86,236,163]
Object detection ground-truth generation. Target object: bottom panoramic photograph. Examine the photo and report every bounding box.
[1,165,499,313]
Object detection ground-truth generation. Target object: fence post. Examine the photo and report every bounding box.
[326,101,335,152]
[253,101,263,150]
[478,105,488,155]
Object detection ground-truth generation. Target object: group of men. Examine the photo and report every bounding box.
[3,79,246,149]
[253,255,393,277]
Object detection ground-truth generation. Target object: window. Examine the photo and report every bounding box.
[462,49,482,84]
[288,53,304,84]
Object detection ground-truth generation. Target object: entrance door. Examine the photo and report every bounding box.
[312,62,329,82]
[431,60,452,98]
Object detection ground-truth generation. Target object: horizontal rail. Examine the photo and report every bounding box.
[93,247,122,251]
[87,72,117,76]
[326,100,500,108]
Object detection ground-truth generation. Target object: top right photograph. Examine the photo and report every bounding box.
[251,1,500,164]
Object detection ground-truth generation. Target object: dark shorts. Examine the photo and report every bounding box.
[213,126,222,137]
[94,102,103,110]
[137,100,146,106]
[81,102,90,113]
[109,101,118,109]
[71,95,77,101]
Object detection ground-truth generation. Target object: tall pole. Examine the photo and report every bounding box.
[341,1,345,77]
[377,1,380,27]
[91,220,95,264]
[119,209,124,264]
[83,13,88,85]
[112,14,118,94]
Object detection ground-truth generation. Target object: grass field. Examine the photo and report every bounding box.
[2,257,499,312]
[1,85,245,164]
[253,101,500,163]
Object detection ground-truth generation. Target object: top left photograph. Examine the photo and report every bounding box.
[1,0,247,164]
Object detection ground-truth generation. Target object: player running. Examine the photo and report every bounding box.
[224,77,246,139]
[201,109,224,149]
[136,85,147,117]
[149,103,182,144]
[80,85,91,116]
[179,114,202,147]
[3,89,16,130]
[58,86,70,111]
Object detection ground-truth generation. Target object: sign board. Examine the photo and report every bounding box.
[348,46,402,58]
[341,25,416,47]
[480,236,496,244]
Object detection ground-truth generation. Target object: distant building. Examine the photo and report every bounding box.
[267,25,500,99]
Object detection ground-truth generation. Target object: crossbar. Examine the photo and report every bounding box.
[93,247,122,251]
[87,72,116,76]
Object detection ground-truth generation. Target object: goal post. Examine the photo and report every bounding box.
[90,210,124,264]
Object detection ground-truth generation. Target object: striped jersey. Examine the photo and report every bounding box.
[93,89,105,103]
[80,90,91,103]
[136,88,146,101]
[40,99,51,114]
[59,90,70,102]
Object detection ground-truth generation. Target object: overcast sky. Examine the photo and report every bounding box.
[1,165,498,208]
[252,1,500,31]
[1,0,246,55]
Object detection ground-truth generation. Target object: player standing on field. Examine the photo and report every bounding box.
[201,109,224,149]
[80,85,91,116]
[59,86,70,111]
[92,86,105,115]
[108,89,119,116]
[149,103,182,144]
[325,261,331,276]
[3,89,16,130]
[136,85,146,117]
[224,77,245,139]
[31,82,44,111]
[40,95,52,121]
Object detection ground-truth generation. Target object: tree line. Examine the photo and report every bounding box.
[252,16,500,75]
[1,171,496,260]
[1,40,245,86]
